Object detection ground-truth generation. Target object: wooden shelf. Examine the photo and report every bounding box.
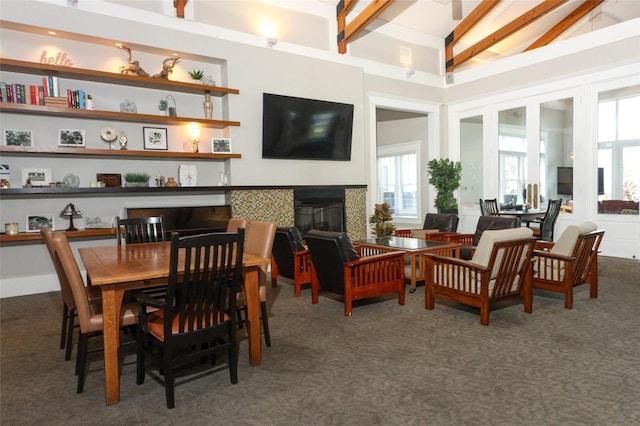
[0,185,229,198]
[0,58,239,97]
[0,228,116,243]
[0,145,241,160]
[0,103,240,129]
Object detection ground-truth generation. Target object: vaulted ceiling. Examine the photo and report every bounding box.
[331,0,639,71]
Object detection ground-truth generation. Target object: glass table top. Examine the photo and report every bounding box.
[355,236,451,250]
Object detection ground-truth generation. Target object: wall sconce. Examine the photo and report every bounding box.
[405,68,415,78]
[266,37,278,48]
[183,125,200,153]
[60,203,82,231]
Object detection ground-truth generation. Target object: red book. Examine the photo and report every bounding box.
[30,85,37,104]
[67,88,73,107]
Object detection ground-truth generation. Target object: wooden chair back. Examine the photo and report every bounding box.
[116,216,166,245]
[479,198,499,216]
[41,226,75,311]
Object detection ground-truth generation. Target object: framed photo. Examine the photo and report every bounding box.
[58,129,86,147]
[143,127,168,150]
[84,217,115,229]
[4,129,33,146]
[26,214,54,232]
[22,167,52,187]
[212,138,232,153]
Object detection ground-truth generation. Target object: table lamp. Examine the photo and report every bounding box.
[60,203,82,231]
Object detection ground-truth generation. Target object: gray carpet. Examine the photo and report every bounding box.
[1,256,639,425]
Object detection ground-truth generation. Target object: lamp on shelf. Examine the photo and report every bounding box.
[60,203,82,231]
[183,124,200,153]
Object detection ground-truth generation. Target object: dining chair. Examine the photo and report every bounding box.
[479,198,499,216]
[446,215,521,260]
[51,231,139,393]
[42,226,99,361]
[526,198,562,241]
[226,217,249,232]
[236,221,277,346]
[270,226,312,296]
[425,227,536,325]
[134,230,245,409]
[117,216,168,298]
[116,216,166,245]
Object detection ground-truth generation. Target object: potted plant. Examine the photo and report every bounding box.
[427,158,462,213]
[188,69,204,82]
[123,172,151,187]
[369,202,396,237]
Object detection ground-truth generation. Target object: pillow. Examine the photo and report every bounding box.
[471,227,534,279]
[550,222,597,256]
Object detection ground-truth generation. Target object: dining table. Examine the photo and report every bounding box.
[78,241,270,406]
[497,209,546,224]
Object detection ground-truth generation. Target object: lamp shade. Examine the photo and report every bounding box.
[60,203,82,231]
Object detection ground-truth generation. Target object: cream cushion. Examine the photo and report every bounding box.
[550,222,597,257]
[411,229,439,239]
[472,227,533,272]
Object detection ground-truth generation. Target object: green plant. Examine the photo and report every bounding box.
[158,99,168,111]
[427,158,462,212]
[369,202,396,237]
[188,69,204,80]
[124,172,150,183]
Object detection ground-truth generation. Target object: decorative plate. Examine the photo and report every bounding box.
[100,126,118,143]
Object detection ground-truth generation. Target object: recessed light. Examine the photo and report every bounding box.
[48,31,57,36]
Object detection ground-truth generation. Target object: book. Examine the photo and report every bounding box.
[38,86,45,105]
[77,89,85,109]
[42,77,49,97]
[0,82,7,102]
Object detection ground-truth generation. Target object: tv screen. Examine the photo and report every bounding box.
[262,93,354,161]
[557,166,573,196]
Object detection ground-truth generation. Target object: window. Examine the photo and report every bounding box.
[597,86,640,215]
[376,142,420,218]
[498,106,527,206]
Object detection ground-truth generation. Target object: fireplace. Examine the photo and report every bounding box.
[294,188,346,236]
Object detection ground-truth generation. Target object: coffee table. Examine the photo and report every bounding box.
[354,236,460,293]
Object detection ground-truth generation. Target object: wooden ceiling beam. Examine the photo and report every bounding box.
[525,0,604,51]
[338,0,395,54]
[448,0,569,72]
[337,0,358,54]
[174,0,188,19]
[445,0,502,72]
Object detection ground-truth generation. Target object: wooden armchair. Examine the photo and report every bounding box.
[270,226,312,296]
[305,230,405,316]
[531,222,604,309]
[425,227,536,325]
[394,213,459,239]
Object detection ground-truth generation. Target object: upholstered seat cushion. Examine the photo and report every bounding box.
[146,308,229,342]
[410,229,440,239]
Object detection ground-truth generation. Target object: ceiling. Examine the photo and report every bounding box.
[327,0,640,70]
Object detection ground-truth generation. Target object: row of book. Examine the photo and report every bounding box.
[0,78,90,109]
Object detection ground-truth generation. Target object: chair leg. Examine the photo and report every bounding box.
[136,327,146,385]
[164,352,175,409]
[260,301,271,347]
[64,308,76,361]
[60,303,68,350]
[76,333,88,393]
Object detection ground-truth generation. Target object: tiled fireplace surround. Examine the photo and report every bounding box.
[228,186,368,240]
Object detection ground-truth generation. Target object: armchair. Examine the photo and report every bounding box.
[531,222,604,309]
[446,215,521,260]
[394,213,459,239]
[305,230,405,316]
[425,227,536,325]
[270,226,312,297]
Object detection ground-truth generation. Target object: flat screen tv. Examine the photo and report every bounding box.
[557,166,573,196]
[557,166,604,197]
[262,93,354,161]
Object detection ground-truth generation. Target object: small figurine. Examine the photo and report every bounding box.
[153,57,180,79]
[118,45,149,77]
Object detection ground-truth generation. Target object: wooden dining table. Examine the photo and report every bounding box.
[78,241,269,406]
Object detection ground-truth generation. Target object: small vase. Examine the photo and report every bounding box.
[165,177,179,187]
[203,94,213,120]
